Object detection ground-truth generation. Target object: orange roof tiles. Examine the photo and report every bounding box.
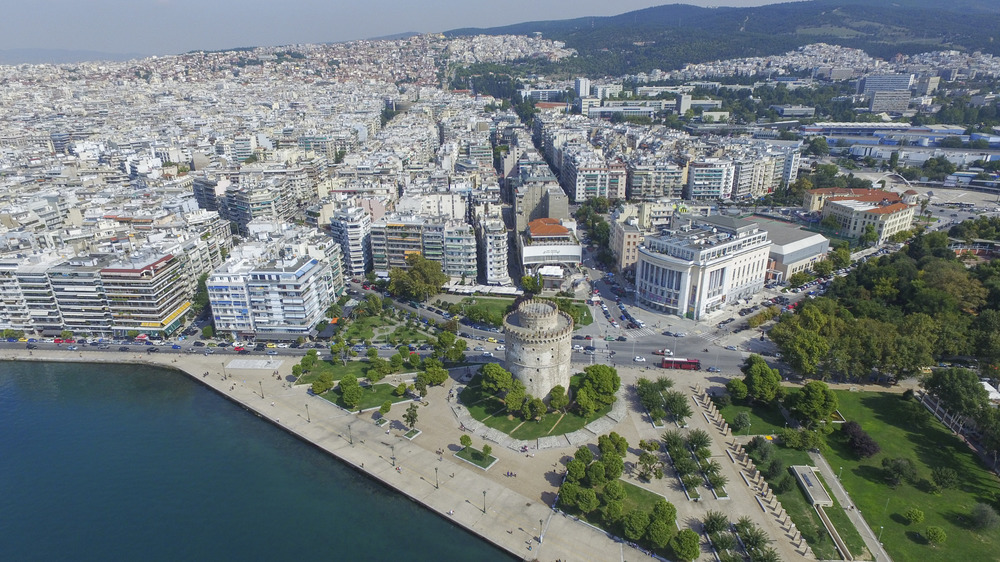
[865,203,912,215]
[528,218,570,237]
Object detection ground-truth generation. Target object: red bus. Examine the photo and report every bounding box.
[662,358,701,370]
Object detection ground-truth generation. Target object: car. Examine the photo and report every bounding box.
[673,332,687,338]
[238,350,251,355]
[119,346,130,352]
[25,343,37,349]
[617,336,627,342]
[54,338,64,344]
[233,346,245,351]
[473,346,485,351]
[98,344,110,350]
[725,345,738,351]
[67,345,78,350]
[266,343,277,348]
[707,367,721,373]
[486,337,497,344]
[495,345,506,351]
[572,335,584,340]
[573,344,584,351]
[482,352,493,357]
[193,341,205,347]
[146,347,159,353]
[633,356,646,362]
[267,350,278,356]
[584,345,596,352]
[584,335,592,340]
[289,342,301,349]
[171,344,182,350]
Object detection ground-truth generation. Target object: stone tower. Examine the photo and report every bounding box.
[503,299,573,401]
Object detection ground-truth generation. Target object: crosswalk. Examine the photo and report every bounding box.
[625,326,658,338]
[697,331,722,342]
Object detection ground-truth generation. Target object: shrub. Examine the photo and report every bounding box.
[764,459,785,480]
[703,510,730,534]
[708,473,729,491]
[971,502,1000,530]
[670,528,702,562]
[726,378,748,400]
[682,474,703,492]
[731,411,751,432]
[711,530,736,551]
[924,526,946,545]
[773,473,796,493]
[902,388,915,401]
[904,507,925,524]
[842,420,880,458]
[713,393,732,408]
[931,466,959,489]
[882,457,918,487]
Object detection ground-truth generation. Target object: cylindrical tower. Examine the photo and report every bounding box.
[503,299,574,402]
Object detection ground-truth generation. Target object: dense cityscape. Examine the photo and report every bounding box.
[3,15,1000,562]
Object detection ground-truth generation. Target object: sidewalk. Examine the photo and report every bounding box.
[809,451,891,562]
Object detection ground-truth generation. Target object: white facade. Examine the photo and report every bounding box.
[478,216,511,286]
[330,206,372,277]
[635,216,771,320]
[685,158,735,200]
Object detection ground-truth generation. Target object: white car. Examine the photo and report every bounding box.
[633,356,646,363]
[482,351,494,357]
[495,345,506,351]
[573,344,584,351]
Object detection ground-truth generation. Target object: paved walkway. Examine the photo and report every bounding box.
[809,451,890,562]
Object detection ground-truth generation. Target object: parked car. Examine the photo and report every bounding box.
[633,356,646,363]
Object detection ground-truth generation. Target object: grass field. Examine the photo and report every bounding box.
[456,446,496,469]
[321,382,409,411]
[765,447,841,560]
[815,471,869,559]
[718,398,788,436]
[342,316,396,342]
[388,325,432,344]
[295,358,371,385]
[824,391,1000,561]
[459,373,612,438]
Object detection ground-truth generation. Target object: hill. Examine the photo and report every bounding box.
[445,1,1000,76]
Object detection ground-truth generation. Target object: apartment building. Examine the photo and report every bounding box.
[561,149,627,202]
[370,214,478,279]
[635,216,771,319]
[330,206,372,277]
[101,253,191,337]
[477,215,511,286]
[609,219,644,273]
[685,158,735,200]
[627,158,687,201]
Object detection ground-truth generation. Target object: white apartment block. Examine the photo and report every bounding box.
[635,216,771,320]
[561,149,627,202]
[330,206,372,277]
[627,159,687,201]
[370,214,479,279]
[686,158,735,200]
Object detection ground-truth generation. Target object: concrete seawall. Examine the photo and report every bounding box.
[3,349,640,561]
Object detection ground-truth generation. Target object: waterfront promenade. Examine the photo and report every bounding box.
[3,349,647,561]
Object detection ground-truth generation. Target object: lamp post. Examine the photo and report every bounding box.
[539,519,544,544]
[221,362,226,378]
[838,466,843,480]
[482,490,487,514]
[391,444,395,467]
[435,467,439,489]
[259,380,264,399]
[348,423,353,445]
[305,403,310,423]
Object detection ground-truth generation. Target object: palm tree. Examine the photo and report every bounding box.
[702,510,730,535]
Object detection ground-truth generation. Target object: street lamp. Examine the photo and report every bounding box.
[259,380,264,399]
[878,525,884,543]
[838,466,843,480]
[746,421,752,437]
[221,361,226,378]
[435,467,439,489]
[305,403,310,423]
[482,490,487,514]
[348,423,353,445]
[539,519,544,544]
[391,443,395,466]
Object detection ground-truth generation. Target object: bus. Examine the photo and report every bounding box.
[662,358,701,370]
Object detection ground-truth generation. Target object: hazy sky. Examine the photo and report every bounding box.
[0,0,795,55]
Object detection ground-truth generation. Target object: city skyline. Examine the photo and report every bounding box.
[2,0,793,57]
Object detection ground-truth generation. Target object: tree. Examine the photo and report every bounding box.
[931,466,958,489]
[882,457,918,487]
[576,488,599,513]
[646,518,674,548]
[741,355,783,403]
[603,452,625,480]
[638,451,663,480]
[598,432,629,457]
[790,380,839,427]
[526,397,546,420]
[201,325,214,339]
[549,384,569,412]
[521,274,540,294]
[482,444,492,458]
[505,379,527,414]
[480,363,513,394]
[387,254,449,301]
[311,372,334,395]
[726,378,749,400]
[580,364,621,407]
[367,347,379,360]
[379,400,392,418]
[460,434,472,449]
[652,499,677,526]
[859,224,879,246]
[575,445,594,465]
[602,500,624,523]
[603,479,627,502]
[904,507,925,524]
[393,382,407,396]
[924,367,989,419]
[622,509,650,541]
[670,528,702,562]
[566,458,587,482]
[403,403,418,428]
[924,526,946,546]
[732,411,751,432]
[842,421,881,458]
[971,502,1000,530]
[586,460,607,486]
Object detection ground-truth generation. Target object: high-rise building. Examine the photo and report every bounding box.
[370,214,478,279]
[330,207,372,277]
[477,215,511,286]
[101,253,191,337]
[574,77,591,99]
[685,158,735,200]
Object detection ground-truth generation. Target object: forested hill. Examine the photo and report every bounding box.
[444,1,1000,76]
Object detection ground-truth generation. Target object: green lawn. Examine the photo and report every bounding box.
[295,358,371,385]
[460,297,514,326]
[386,325,433,344]
[320,382,410,411]
[821,391,1000,561]
[342,316,396,342]
[455,446,496,469]
[718,398,789,436]
[459,373,612,439]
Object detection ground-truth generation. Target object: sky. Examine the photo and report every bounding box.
[0,0,797,56]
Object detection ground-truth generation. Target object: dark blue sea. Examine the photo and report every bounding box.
[0,361,511,561]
